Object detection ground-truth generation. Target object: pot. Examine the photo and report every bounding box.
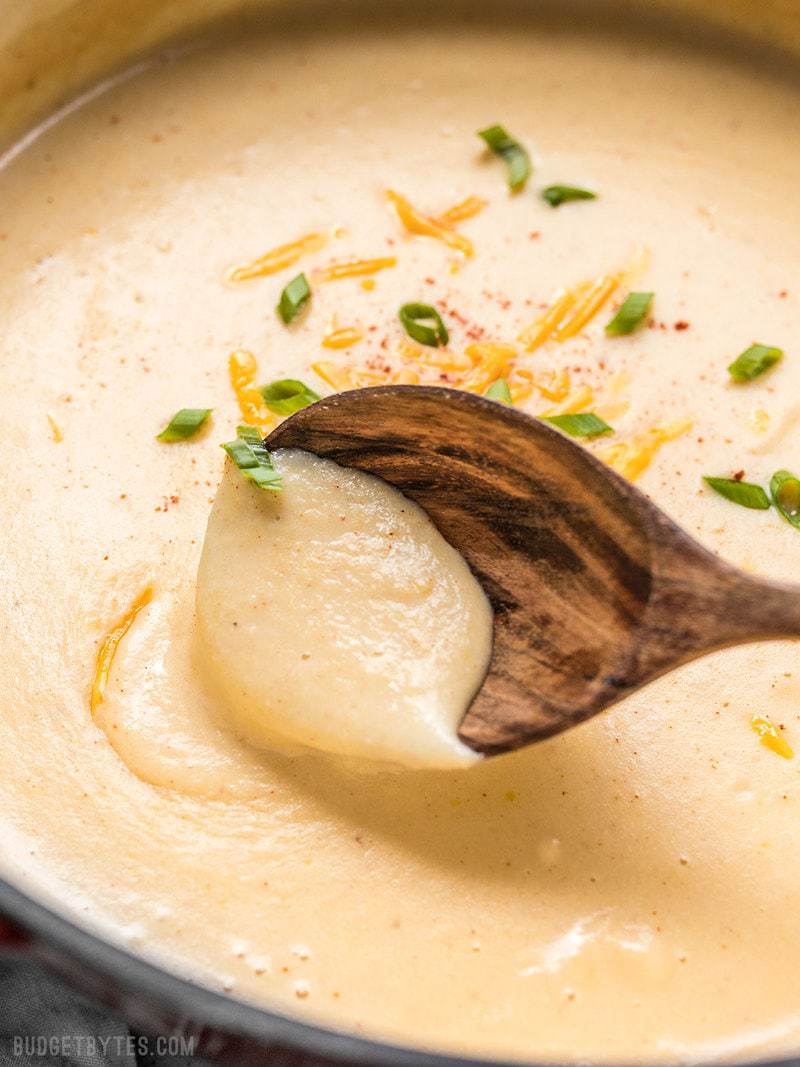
[1,1,799,1064]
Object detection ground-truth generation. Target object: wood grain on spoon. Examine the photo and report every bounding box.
[266,385,800,757]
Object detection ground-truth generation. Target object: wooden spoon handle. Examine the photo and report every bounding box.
[630,557,800,686]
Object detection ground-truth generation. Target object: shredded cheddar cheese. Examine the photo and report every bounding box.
[594,372,631,423]
[459,342,518,393]
[434,196,487,228]
[397,339,473,372]
[91,586,153,715]
[229,349,275,434]
[226,232,327,283]
[315,257,397,282]
[322,326,364,350]
[599,419,692,480]
[386,190,474,257]
[47,413,63,443]
[519,270,623,351]
[555,272,622,341]
[542,385,595,417]
[311,361,386,392]
[533,368,572,402]
[752,716,794,759]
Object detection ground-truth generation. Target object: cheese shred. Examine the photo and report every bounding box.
[752,716,794,759]
[315,257,397,282]
[228,349,275,435]
[226,232,327,283]
[322,326,365,349]
[386,190,474,257]
[90,587,153,715]
[519,270,624,351]
[599,419,692,480]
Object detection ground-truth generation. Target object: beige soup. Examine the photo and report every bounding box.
[1,9,800,1064]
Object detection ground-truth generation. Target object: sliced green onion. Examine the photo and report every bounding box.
[156,408,212,442]
[221,427,282,491]
[260,379,320,415]
[235,424,272,464]
[398,303,449,347]
[542,413,613,438]
[478,125,531,192]
[605,292,654,336]
[485,379,513,404]
[728,343,783,382]
[703,476,770,510]
[276,272,311,324]
[770,470,800,528]
[541,184,597,208]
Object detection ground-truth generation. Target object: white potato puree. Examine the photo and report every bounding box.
[2,7,800,1065]
[196,450,491,768]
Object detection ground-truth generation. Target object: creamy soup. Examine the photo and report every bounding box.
[2,7,800,1064]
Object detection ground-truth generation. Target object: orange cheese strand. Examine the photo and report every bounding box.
[518,289,581,352]
[91,586,153,714]
[226,232,327,283]
[315,256,397,282]
[46,413,63,443]
[518,269,622,351]
[534,368,571,402]
[752,716,794,759]
[554,272,621,341]
[311,360,387,392]
[599,419,691,481]
[386,190,473,257]
[322,326,365,350]
[507,368,536,403]
[459,342,518,393]
[434,196,487,228]
[228,349,275,434]
[392,368,421,385]
[398,339,473,373]
[542,385,595,417]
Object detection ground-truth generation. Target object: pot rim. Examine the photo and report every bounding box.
[3,873,800,1067]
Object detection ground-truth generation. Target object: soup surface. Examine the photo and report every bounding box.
[2,7,800,1062]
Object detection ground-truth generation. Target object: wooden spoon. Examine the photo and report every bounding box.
[266,385,800,757]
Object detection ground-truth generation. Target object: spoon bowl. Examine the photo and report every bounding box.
[266,385,800,756]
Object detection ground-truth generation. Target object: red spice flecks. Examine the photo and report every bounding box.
[437,300,469,327]
[424,277,436,286]
[779,289,789,298]
[733,470,745,481]
[366,355,391,374]
[529,231,541,240]
[674,320,690,331]
[465,324,486,341]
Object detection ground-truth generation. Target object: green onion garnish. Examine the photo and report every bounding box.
[478,125,531,192]
[260,379,320,415]
[541,185,596,208]
[728,343,783,382]
[276,273,311,324]
[542,413,613,438]
[221,425,282,491]
[156,408,212,442]
[703,476,770,510]
[605,292,654,336]
[398,303,449,348]
[770,470,800,528]
[485,379,512,404]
